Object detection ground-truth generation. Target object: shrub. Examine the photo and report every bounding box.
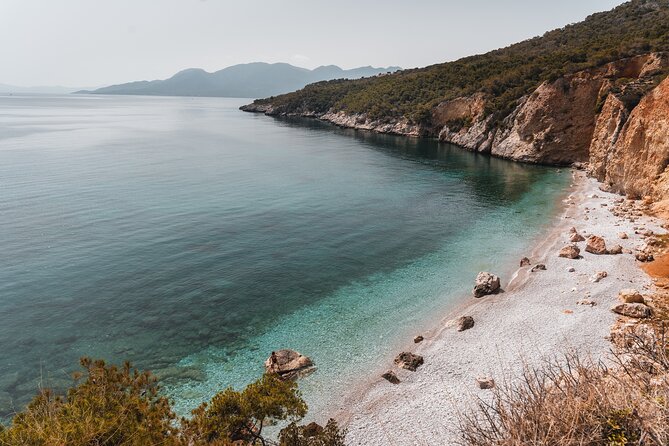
[458,328,669,446]
[0,359,345,446]
[0,357,179,446]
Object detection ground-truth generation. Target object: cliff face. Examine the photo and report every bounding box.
[592,75,669,203]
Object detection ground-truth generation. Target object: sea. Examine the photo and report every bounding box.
[0,94,568,420]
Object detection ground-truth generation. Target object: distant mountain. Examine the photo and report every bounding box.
[75,63,401,98]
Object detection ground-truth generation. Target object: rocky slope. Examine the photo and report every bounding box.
[242,53,669,210]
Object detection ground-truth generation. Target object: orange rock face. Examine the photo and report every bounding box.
[591,74,669,201]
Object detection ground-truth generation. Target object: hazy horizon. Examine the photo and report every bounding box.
[2,0,623,88]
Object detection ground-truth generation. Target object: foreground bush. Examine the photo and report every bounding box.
[459,328,669,446]
[0,358,345,446]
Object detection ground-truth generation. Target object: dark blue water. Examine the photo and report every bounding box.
[0,94,568,419]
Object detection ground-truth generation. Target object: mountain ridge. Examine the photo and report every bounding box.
[75,63,401,98]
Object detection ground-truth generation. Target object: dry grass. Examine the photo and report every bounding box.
[458,327,669,446]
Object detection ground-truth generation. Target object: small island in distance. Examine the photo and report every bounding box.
[74,62,401,98]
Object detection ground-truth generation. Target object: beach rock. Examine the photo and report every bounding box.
[569,227,577,234]
[591,271,608,283]
[394,352,424,371]
[570,232,586,242]
[476,377,495,389]
[520,257,531,267]
[559,244,580,259]
[608,244,623,255]
[618,289,645,304]
[585,235,607,255]
[473,272,500,297]
[611,303,652,319]
[265,349,314,379]
[413,335,424,343]
[636,251,655,262]
[577,299,597,306]
[457,316,475,332]
[381,370,400,384]
[619,232,629,239]
[531,264,547,272]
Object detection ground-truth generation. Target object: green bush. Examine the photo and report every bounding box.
[0,359,346,446]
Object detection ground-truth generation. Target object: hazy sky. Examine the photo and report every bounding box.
[1,0,624,87]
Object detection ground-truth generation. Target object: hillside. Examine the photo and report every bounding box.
[243,0,669,123]
[243,0,669,211]
[75,63,400,98]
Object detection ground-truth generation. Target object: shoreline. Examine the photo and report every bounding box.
[331,170,667,445]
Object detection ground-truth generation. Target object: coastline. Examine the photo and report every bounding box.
[331,170,667,445]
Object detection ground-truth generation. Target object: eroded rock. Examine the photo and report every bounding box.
[473,272,501,297]
[611,303,652,319]
[394,352,424,371]
[559,245,581,259]
[382,370,400,384]
[476,377,495,389]
[585,235,607,255]
[618,289,645,304]
[531,264,547,272]
[457,316,475,332]
[265,350,315,379]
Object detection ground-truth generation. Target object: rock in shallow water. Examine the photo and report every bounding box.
[473,272,501,297]
[520,257,531,267]
[265,349,315,380]
[413,335,424,343]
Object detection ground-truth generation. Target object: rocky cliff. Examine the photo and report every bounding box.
[242,53,669,208]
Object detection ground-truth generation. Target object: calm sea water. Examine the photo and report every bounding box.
[0,94,568,420]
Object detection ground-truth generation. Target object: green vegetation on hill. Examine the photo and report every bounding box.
[250,0,669,126]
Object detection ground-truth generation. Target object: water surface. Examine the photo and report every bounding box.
[0,95,568,419]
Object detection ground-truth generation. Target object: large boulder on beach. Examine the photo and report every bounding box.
[394,352,424,371]
[559,244,580,259]
[618,289,645,304]
[265,349,314,380]
[473,272,501,297]
[611,303,652,319]
[457,316,475,332]
[585,235,607,255]
[520,257,531,267]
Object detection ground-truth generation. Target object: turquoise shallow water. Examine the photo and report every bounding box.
[0,94,568,420]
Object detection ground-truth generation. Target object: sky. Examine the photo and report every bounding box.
[1,0,625,88]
